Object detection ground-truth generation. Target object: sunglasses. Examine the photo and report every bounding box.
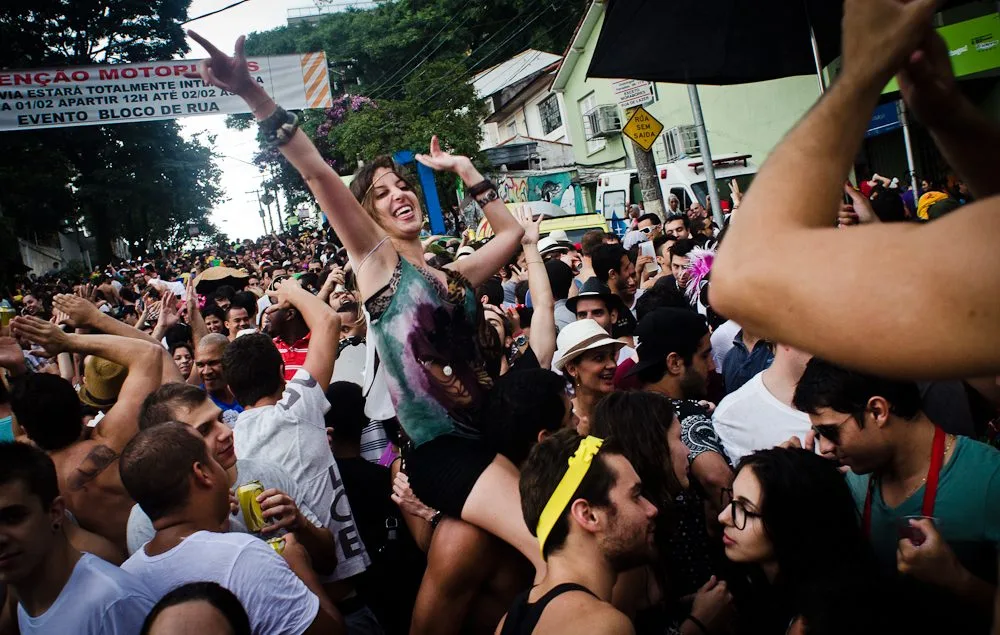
[811,413,855,445]
[638,226,658,235]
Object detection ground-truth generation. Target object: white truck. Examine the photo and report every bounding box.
[596,153,758,236]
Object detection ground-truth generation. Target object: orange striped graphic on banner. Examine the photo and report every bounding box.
[299,52,333,109]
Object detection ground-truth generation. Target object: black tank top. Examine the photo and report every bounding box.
[499,583,598,635]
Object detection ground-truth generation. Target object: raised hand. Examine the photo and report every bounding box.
[841,0,939,89]
[53,293,101,329]
[10,316,71,357]
[184,31,255,96]
[839,182,880,227]
[157,294,180,329]
[898,31,959,129]
[515,205,543,246]
[415,135,475,178]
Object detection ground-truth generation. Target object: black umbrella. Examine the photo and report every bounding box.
[587,0,843,85]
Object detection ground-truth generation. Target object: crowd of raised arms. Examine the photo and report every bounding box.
[1,1,1000,634]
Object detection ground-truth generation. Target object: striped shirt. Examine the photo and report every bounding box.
[274,332,310,381]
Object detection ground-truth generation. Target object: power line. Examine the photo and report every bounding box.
[366,0,476,99]
[417,10,570,108]
[365,0,546,99]
[91,0,256,57]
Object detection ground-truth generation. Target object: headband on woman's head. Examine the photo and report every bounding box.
[536,435,605,558]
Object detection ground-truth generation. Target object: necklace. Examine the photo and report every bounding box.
[894,433,954,501]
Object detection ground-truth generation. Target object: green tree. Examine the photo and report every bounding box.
[0,0,226,263]
[236,0,582,212]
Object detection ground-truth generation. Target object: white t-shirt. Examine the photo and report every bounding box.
[361,307,396,422]
[711,319,741,375]
[234,368,370,581]
[126,457,323,556]
[122,531,318,635]
[17,553,154,635]
[712,371,812,465]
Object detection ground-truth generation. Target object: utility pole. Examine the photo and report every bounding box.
[247,189,270,234]
[631,140,665,221]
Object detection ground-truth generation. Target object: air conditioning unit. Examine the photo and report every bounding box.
[664,125,700,161]
[586,105,621,138]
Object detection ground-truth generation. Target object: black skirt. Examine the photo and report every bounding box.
[406,434,497,517]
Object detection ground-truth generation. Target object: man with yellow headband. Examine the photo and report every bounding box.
[496,430,656,635]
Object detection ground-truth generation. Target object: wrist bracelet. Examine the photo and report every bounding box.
[685,615,710,635]
[429,510,444,529]
[467,179,495,198]
[475,188,500,207]
[525,259,543,265]
[259,105,299,147]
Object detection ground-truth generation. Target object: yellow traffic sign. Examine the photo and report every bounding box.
[622,105,664,152]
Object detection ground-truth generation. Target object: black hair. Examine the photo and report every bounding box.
[325,382,367,445]
[213,285,236,301]
[139,383,209,431]
[164,323,193,349]
[140,582,251,635]
[231,291,259,318]
[669,238,698,260]
[591,244,628,284]
[222,333,284,407]
[10,374,83,452]
[120,421,212,522]
[0,442,60,510]
[665,212,691,229]
[544,260,574,301]
[634,276,690,320]
[225,304,251,321]
[514,280,530,304]
[591,392,681,516]
[476,277,504,306]
[483,369,568,467]
[869,186,908,223]
[793,358,923,424]
[736,448,876,593]
[202,305,226,323]
[637,213,661,227]
[520,429,622,560]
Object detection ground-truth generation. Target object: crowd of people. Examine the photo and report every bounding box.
[1,2,1000,634]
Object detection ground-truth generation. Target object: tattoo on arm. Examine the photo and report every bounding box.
[67,445,119,492]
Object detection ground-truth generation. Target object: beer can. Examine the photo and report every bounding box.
[0,306,14,329]
[236,480,266,533]
[267,536,286,555]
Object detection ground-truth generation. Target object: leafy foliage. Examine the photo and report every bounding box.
[238,0,583,209]
[0,0,226,263]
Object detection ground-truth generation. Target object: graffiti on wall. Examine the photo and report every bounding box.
[496,176,528,203]
[527,172,577,215]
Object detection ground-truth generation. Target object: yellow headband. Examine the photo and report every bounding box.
[536,435,605,558]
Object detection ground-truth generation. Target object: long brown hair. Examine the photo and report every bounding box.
[349,156,417,228]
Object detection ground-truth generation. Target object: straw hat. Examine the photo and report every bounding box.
[78,356,127,410]
[552,319,625,371]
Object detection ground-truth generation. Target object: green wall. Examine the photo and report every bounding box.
[559,11,824,170]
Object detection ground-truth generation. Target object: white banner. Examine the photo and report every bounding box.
[0,53,333,132]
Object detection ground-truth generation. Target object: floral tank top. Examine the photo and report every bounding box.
[365,258,500,447]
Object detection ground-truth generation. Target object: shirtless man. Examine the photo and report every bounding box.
[9,317,162,550]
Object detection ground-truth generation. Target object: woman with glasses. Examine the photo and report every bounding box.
[591,392,735,635]
[719,448,879,633]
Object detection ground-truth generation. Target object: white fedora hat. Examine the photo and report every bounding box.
[552,319,625,371]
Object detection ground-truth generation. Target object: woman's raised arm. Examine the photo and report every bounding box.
[186,32,385,269]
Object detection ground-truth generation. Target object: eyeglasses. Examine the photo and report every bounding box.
[638,226,658,235]
[811,413,855,445]
[721,488,761,531]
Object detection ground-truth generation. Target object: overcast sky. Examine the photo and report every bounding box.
[181,0,360,241]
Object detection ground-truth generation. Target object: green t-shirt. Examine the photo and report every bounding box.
[847,436,1000,631]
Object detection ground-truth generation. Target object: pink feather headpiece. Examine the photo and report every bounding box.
[684,247,715,302]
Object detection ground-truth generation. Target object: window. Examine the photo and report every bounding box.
[506,121,518,139]
[670,187,692,212]
[538,94,562,135]
[578,92,606,155]
[603,190,626,220]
